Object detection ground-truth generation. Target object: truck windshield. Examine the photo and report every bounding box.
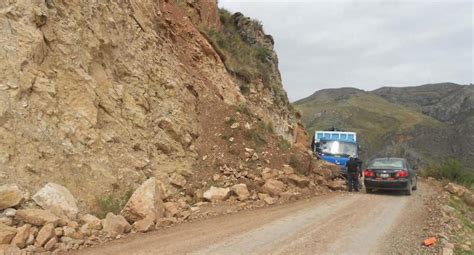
[320,141,357,157]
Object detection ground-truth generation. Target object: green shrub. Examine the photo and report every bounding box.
[244,129,267,148]
[96,189,133,218]
[225,116,237,126]
[422,159,474,188]
[279,139,290,151]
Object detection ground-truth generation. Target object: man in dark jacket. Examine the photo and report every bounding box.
[346,156,361,192]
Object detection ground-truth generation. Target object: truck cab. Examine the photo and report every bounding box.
[313,131,359,175]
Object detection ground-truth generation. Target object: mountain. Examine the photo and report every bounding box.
[0,0,311,212]
[294,83,474,170]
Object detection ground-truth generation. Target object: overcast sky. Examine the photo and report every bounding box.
[219,0,473,101]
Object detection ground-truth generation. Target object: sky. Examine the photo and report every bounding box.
[219,0,473,101]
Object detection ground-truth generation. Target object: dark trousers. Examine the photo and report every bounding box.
[348,173,359,191]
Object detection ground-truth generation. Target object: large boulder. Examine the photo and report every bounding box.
[231,184,250,201]
[261,179,286,197]
[0,224,17,244]
[203,186,230,202]
[444,183,467,197]
[261,168,279,181]
[102,213,131,238]
[0,184,27,210]
[10,224,31,248]
[121,178,165,223]
[463,191,474,207]
[32,183,79,219]
[15,209,61,226]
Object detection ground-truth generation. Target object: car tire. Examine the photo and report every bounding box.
[405,183,412,196]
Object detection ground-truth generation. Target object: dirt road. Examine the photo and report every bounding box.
[79,182,436,255]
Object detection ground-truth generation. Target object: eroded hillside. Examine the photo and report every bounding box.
[0,0,307,213]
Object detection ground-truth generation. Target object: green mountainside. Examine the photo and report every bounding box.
[294,83,473,172]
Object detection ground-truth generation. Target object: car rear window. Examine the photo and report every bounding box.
[368,159,404,169]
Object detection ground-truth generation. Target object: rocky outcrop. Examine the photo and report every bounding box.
[32,183,78,219]
[121,178,164,223]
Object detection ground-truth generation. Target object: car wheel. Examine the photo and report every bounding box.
[405,183,412,196]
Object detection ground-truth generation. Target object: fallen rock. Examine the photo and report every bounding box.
[80,214,102,230]
[132,215,155,233]
[32,183,79,219]
[203,186,230,202]
[155,217,176,228]
[163,202,180,218]
[102,213,131,238]
[287,174,310,188]
[231,184,250,201]
[230,122,240,129]
[279,191,300,202]
[0,184,26,210]
[121,178,165,223]
[462,191,474,207]
[0,218,12,227]
[261,179,286,197]
[444,183,467,197]
[2,209,16,218]
[327,180,346,191]
[0,244,20,255]
[441,247,454,255]
[261,168,278,181]
[258,193,276,205]
[0,224,17,244]
[169,173,187,188]
[282,165,295,175]
[44,236,57,251]
[15,209,61,226]
[35,223,55,247]
[10,224,31,248]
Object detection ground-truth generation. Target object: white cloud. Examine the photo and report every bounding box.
[219,0,473,101]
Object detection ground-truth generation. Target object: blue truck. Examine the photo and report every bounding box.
[313,130,360,175]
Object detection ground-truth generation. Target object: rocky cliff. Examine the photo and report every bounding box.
[0,0,303,213]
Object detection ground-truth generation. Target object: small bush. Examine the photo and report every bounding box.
[236,104,252,116]
[422,159,474,188]
[96,189,133,218]
[244,129,267,148]
[279,139,290,151]
[225,116,237,126]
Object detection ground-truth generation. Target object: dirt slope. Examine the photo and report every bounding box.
[77,182,440,255]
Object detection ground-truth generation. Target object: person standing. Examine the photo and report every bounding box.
[346,156,361,192]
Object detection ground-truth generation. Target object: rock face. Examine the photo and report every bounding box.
[0,184,26,210]
[203,187,231,202]
[32,183,79,219]
[102,213,131,238]
[121,178,164,223]
[15,209,60,226]
[0,224,17,244]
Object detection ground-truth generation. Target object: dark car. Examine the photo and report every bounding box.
[363,158,417,195]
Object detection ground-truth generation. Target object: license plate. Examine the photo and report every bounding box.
[380,173,390,178]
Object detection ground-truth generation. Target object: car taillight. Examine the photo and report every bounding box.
[364,169,374,177]
[396,170,409,177]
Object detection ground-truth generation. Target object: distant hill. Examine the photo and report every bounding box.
[294,83,474,170]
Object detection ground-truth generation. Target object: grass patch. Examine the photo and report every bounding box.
[422,159,474,188]
[236,104,252,116]
[201,9,273,89]
[225,116,237,126]
[448,196,474,255]
[244,129,267,149]
[96,189,133,218]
